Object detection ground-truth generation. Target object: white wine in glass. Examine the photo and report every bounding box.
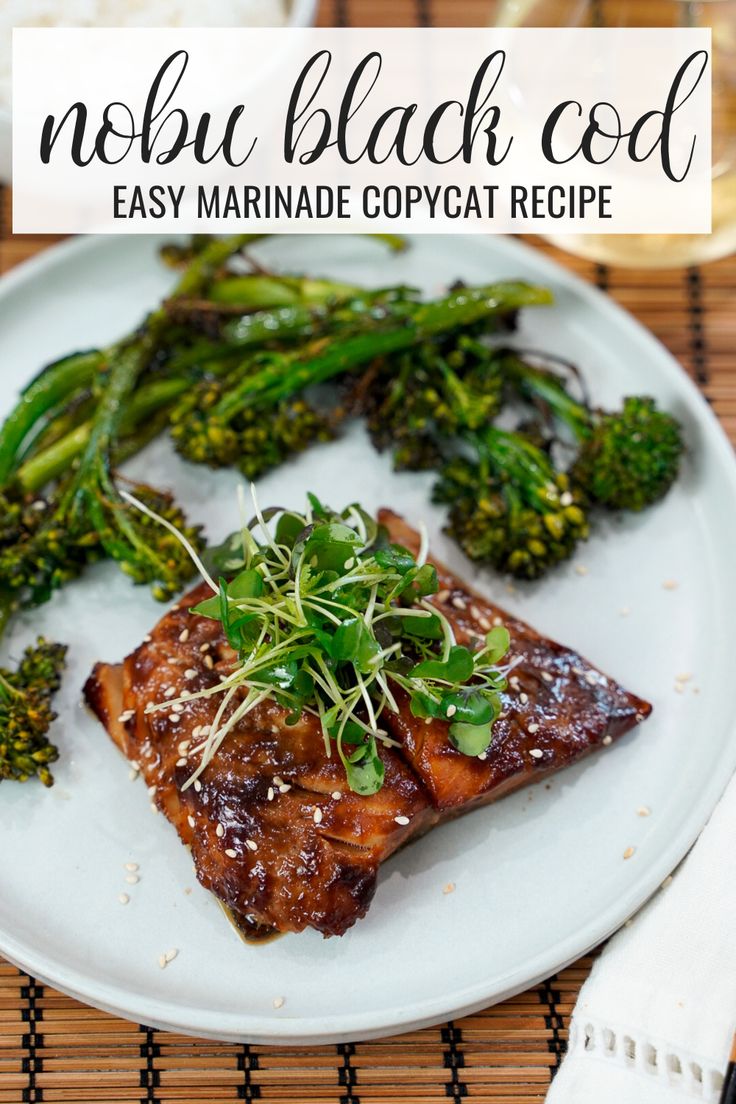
[494,0,736,267]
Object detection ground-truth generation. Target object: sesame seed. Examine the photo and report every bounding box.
[279,784,291,793]
[509,675,520,691]
[125,874,139,885]
[492,616,503,627]
[179,629,190,643]
[446,704,457,718]
[585,671,598,685]
[128,769,139,781]
[118,709,135,723]
[184,668,197,679]
[200,725,211,736]
[216,823,225,838]
[245,839,258,851]
[118,893,130,905]
[273,775,284,785]
[478,616,492,631]
[273,996,285,1009]
[164,948,178,964]
[470,605,482,621]
[574,564,588,576]
[451,596,467,610]
[662,579,678,590]
[602,734,613,746]
[172,702,184,714]
[158,954,167,969]
[528,723,540,734]
[635,712,645,723]
[267,787,274,801]
[124,862,139,872]
[623,846,635,860]
[313,808,323,824]
[225,848,237,858]
[637,806,651,817]
[169,714,181,724]
[344,557,355,570]
[435,589,450,603]
[332,791,342,800]
[529,748,543,760]
[187,816,195,829]
[164,687,176,699]
[394,815,410,825]
[147,785,157,797]
[541,671,553,683]
[150,804,158,814]
[143,634,152,643]
[194,779,202,793]
[477,751,487,760]
[443,882,456,895]
[200,642,211,653]
[519,692,529,705]
[176,758,187,767]
[204,655,214,669]
[661,874,673,889]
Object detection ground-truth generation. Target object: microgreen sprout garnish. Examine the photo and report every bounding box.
[132,489,511,796]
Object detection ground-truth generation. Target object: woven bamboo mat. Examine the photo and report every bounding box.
[0,1,735,1100]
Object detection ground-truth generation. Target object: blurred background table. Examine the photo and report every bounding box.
[0,1,734,1100]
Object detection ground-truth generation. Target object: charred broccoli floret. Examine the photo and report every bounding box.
[85,479,204,601]
[0,345,203,611]
[571,396,683,512]
[505,356,684,511]
[358,335,504,471]
[170,363,332,479]
[0,637,67,786]
[171,284,547,479]
[434,428,589,579]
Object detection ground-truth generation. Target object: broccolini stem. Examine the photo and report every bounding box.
[0,350,104,486]
[207,274,364,308]
[17,377,190,493]
[219,286,416,350]
[504,355,591,440]
[475,426,562,509]
[212,283,553,426]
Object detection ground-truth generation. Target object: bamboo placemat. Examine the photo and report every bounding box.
[1,2,735,1100]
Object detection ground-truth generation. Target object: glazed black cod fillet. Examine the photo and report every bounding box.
[84,513,651,937]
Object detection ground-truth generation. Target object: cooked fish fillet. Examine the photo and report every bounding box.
[84,512,651,937]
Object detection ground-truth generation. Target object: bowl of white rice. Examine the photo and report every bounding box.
[0,0,318,181]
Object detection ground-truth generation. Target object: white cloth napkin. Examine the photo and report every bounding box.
[547,773,736,1104]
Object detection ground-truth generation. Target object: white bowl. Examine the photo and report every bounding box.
[0,0,317,183]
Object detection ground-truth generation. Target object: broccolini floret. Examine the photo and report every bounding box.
[433,428,589,579]
[358,335,504,471]
[504,356,684,511]
[0,637,67,786]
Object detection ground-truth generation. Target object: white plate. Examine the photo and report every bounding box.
[0,234,735,1044]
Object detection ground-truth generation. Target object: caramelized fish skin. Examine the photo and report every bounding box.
[85,584,435,937]
[85,514,651,936]
[378,510,651,809]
